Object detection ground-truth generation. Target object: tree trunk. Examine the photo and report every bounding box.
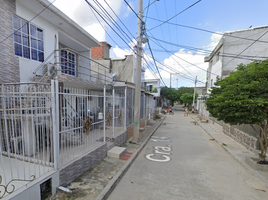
[251,124,267,161]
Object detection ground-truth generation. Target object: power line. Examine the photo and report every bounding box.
[123,0,143,22]
[85,0,136,54]
[92,0,134,44]
[222,29,268,69]
[149,0,202,31]
[147,31,202,77]
[147,17,268,44]
[145,34,167,86]
[146,35,268,60]
[144,0,151,23]
[104,0,137,41]
[0,0,57,44]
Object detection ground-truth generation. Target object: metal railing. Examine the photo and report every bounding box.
[0,83,53,198]
[57,84,126,167]
[33,48,113,85]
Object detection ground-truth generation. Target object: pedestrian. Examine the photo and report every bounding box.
[184,107,188,117]
[168,107,172,115]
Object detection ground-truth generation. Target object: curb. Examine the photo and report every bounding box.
[192,117,268,187]
[95,116,166,200]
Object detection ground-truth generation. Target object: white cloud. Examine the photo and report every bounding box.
[84,23,106,41]
[148,33,222,87]
[112,45,133,58]
[52,0,124,41]
[122,1,135,18]
[204,32,222,51]
[110,39,137,58]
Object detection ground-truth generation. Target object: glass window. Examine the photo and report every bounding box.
[61,50,76,76]
[217,52,220,61]
[13,15,44,62]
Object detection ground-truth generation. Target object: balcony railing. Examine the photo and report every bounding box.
[33,48,113,86]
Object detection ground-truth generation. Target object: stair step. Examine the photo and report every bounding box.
[107,146,126,159]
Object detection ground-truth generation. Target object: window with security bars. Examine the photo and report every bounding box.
[13,15,44,62]
[61,50,76,76]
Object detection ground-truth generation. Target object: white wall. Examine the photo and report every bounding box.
[207,60,222,92]
[79,50,91,80]
[16,2,58,82]
[223,27,268,76]
[146,80,160,96]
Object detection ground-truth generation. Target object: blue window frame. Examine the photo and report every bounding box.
[61,50,75,76]
[13,15,44,62]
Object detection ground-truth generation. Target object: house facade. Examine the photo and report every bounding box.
[200,26,268,153]
[205,26,268,93]
[0,1,125,199]
[91,42,156,140]
[0,1,156,199]
[145,79,161,97]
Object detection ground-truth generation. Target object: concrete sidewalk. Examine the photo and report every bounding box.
[51,115,166,200]
[191,115,268,189]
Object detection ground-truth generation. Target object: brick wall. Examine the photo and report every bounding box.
[140,118,146,128]
[91,43,104,59]
[91,42,111,59]
[127,124,134,140]
[0,0,20,83]
[114,131,127,146]
[59,144,107,186]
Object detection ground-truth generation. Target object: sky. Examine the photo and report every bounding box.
[49,0,268,88]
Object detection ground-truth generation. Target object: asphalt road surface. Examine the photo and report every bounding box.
[107,105,267,200]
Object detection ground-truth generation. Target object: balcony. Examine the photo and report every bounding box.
[33,48,113,89]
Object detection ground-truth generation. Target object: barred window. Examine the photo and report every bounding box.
[13,15,44,62]
[61,50,76,76]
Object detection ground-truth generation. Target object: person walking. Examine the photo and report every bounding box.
[184,107,188,117]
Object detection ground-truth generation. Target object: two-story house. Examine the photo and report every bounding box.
[201,26,268,154]
[91,42,156,140]
[0,1,128,199]
[205,25,268,93]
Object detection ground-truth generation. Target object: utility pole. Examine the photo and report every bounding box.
[170,73,180,88]
[133,0,143,142]
[170,73,172,88]
[192,76,197,113]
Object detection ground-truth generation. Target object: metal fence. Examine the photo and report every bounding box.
[145,94,155,119]
[57,83,126,167]
[0,80,159,198]
[0,80,128,198]
[0,83,53,198]
[126,88,134,126]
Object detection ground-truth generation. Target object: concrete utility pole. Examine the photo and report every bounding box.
[170,73,180,88]
[133,0,143,142]
[192,76,197,113]
[170,73,173,88]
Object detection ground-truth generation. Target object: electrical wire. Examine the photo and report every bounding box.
[104,0,137,41]
[147,17,268,44]
[85,0,136,55]
[147,31,200,78]
[149,0,202,31]
[0,0,57,44]
[222,29,268,69]
[123,0,143,23]
[146,35,268,60]
[145,36,167,86]
[92,0,134,44]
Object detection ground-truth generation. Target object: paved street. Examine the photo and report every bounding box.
[107,105,267,200]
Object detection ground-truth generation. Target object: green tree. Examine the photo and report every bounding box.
[160,87,178,106]
[177,87,194,104]
[180,93,198,106]
[205,60,268,161]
